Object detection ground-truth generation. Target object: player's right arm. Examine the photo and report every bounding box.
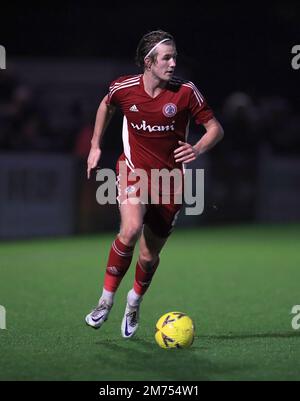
[87,94,116,179]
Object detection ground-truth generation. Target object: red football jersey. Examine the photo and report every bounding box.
[107,74,214,172]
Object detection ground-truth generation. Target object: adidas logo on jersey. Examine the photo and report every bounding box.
[129,105,139,112]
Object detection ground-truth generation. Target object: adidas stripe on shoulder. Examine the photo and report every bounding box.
[170,76,205,106]
[109,75,141,98]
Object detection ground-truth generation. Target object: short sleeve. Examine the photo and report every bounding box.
[106,78,121,106]
[188,82,214,125]
[106,75,139,107]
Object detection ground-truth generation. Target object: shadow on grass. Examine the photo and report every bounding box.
[92,331,300,380]
[93,337,252,381]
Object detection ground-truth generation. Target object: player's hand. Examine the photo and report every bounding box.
[87,147,102,179]
[174,141,199,164]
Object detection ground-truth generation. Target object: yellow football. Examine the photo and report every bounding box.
[155,311,195,349]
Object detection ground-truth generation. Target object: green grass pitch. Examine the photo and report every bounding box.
[1,224,300,381]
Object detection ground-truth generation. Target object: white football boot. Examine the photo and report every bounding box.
[85,299,112,329]
[121,301,141,339]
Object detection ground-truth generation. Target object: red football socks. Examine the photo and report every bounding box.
[134,257,160,295]
[103,237,134,292]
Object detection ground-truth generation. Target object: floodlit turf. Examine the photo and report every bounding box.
[0,224,300,381]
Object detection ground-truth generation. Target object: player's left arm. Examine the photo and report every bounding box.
[174,117,224,164]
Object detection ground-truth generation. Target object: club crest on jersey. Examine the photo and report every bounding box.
[163,103,177,117]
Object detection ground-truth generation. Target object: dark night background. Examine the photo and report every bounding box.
[0,1,299,237]
[1,1,299,101]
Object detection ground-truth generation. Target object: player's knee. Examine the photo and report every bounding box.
[119,224,142,246]
[139,251,159,272]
